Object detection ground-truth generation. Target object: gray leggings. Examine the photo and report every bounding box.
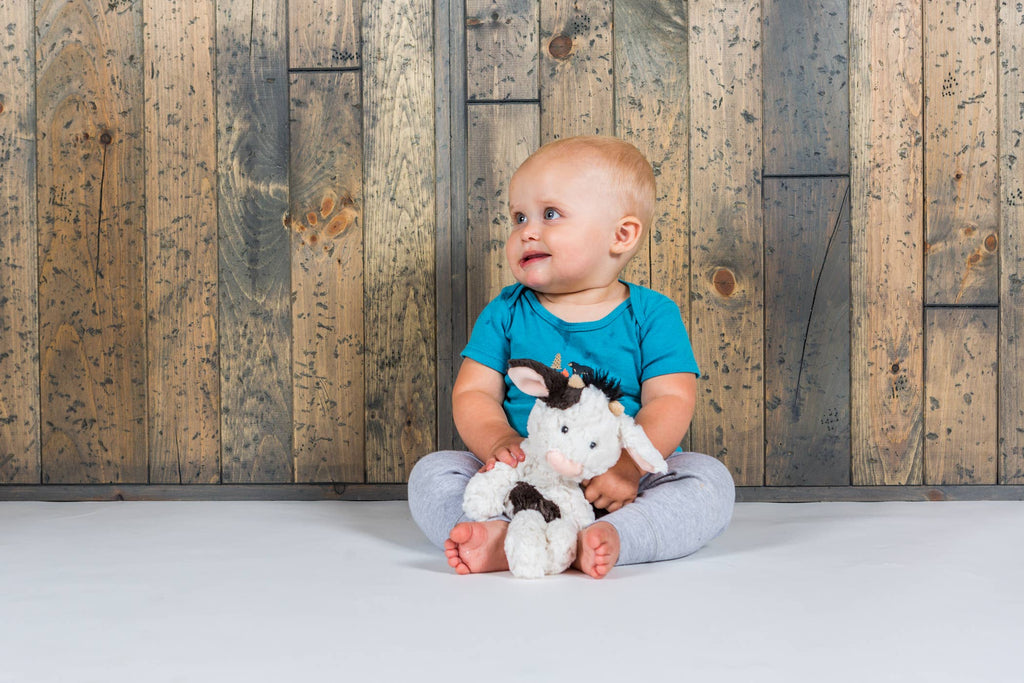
[407,450,735,566]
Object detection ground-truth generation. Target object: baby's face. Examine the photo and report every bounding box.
[506,153,627,295]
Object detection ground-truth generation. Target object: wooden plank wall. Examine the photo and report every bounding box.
[1,0,1022,499]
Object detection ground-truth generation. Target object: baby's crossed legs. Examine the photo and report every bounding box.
[409,450,735,577]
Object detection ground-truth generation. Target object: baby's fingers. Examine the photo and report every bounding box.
[495,449,520,468]
[510,444,526,463]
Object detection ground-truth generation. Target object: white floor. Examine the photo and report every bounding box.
[1,500,1022,683]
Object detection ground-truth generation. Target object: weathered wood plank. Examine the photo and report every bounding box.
[765,178,851,486]
[437,0,464,451]
[5,483,1024,503]
[763,0,850,175]
[734,485,1024,502]
[0,2,40,484]
[924,308,997,485]
[288,72,364,483]
[999,0,1024,484]
[0,484,409,501]
[923,0,999,305]
[143,0,220,484]
[688,0,764,485]
[465,0,538,101]
[216,0,292,483]
[614,0,689,295]
[363,0,437,482]
[850,0,924,485]
[289,0,359,69]
[36,0,148,484]
[466,103,539,329]
[539,0,613,140]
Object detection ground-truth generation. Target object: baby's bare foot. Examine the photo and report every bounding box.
[575,521,620,579]
[444,521,510,575]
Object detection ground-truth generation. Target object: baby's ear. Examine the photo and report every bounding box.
[611,216,643,255]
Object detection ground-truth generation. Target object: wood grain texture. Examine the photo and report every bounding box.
[614,0,689,297]
[0,0,40,483]
[144,0,220,484]
[688,0,764,485]
[924,308,997,484]
[765,178,850,486]
[466,103,539,329]
[216,0,292,483]
[763,0,850,175]
[999,0,1024,484]
[36,0,148,484]
[466,0,538,101]
[850,0,924,485]
[923,0,999,305]
[288,72,364,483]
[363,0,437,482]
[289,0,359,69]
[539,0,613,140]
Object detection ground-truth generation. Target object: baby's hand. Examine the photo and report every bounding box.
[582,453,646,512]
[479,437,526,472]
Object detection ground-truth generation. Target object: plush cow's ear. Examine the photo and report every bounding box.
[508,364,550,398]
[618,419,668,474]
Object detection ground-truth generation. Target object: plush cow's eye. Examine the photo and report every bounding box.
[589,441,597,449]
[561,425,569,434]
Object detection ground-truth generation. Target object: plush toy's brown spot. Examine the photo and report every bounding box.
[508,482,561,523]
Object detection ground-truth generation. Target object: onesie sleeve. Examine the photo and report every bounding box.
[461,288,514,374]
[637,291,700,380]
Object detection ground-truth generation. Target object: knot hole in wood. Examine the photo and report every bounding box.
[712,268,736,297]
[549,34,573,59]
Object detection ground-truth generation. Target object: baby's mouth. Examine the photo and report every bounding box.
[520,252,549,267]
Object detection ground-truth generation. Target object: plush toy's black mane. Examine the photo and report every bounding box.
[588,371,623,403]
[568,362,623,403]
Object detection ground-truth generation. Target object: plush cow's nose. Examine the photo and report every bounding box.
[546,449,583,477]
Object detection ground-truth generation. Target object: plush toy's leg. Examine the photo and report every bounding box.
[462,462,520,522]
[505,510,548,579]
[544,517,579,575]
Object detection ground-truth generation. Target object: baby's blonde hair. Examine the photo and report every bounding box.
[524,135,656,229]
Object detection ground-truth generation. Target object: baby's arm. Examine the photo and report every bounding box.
[452,358,526,470]
[633,371,698,456]
[583,372,697,511]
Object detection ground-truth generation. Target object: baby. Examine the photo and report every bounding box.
[408,135,734,578]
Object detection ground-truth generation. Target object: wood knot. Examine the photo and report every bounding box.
[549,34,573,59]
[984,233,998,252]
[712,268,736,297]
[891,363,900,374]
[100,132,112,145]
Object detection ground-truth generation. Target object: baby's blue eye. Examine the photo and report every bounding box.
[544,208,561,220]
[513,213,526,224]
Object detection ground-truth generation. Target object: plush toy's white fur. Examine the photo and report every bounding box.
[462,359,667,578]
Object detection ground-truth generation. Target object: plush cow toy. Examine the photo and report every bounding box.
[462,358,667,578]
